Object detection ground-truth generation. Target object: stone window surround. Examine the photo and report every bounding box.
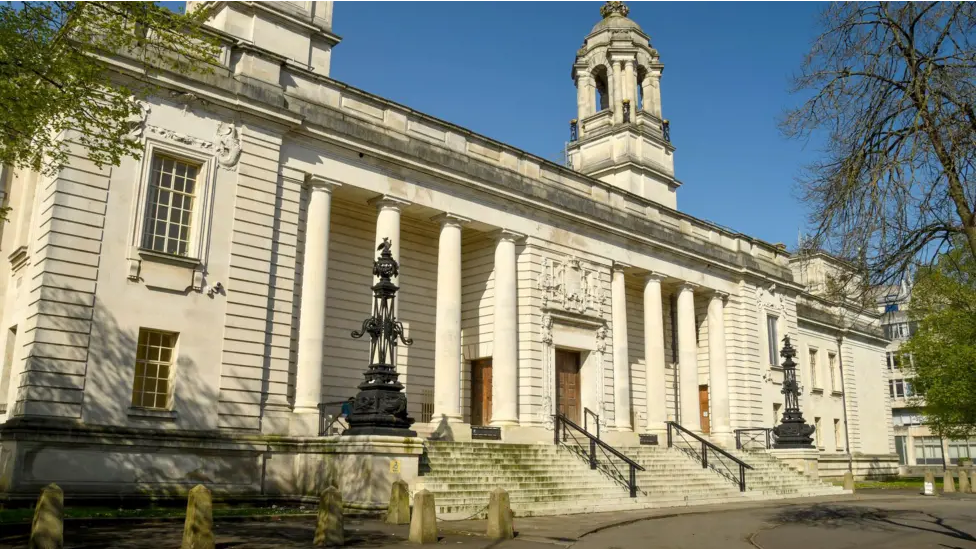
[128,327,180,420]
[808,346,822,392]
[127,139,218,273]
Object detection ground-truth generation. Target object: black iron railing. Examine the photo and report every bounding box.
[554,413,645,497]
[583,407,601,440]
[735,428,773,450]
[667,421,753,492]
[319,399,353,435]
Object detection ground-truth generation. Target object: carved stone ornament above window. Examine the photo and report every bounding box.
[538,255,608,318]
[757,283,785,313]
[146,125,214,152]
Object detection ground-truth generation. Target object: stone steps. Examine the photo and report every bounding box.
[415,440,849,518]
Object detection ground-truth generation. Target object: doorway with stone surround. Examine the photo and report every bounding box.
[556,349,583,424]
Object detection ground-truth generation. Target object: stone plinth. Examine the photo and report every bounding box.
[181,485,214,549]
[486,488,514,540]
[409,489,437,544]
[386,480,410,525]
[768,448,820,478]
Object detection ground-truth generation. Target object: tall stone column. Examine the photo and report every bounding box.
[575,69,589,124]
[432,214,468,425]
[640,75,651,115]
[292,176,340,435]
[490,230,522,426]
[370,196,410,282]
[676,283,701,432]
[708,292,732,444]
[623,59,636,118]
[612,263,631,431]
[643,273,667,433]
[612,60,624,124]
[649,69,663,118]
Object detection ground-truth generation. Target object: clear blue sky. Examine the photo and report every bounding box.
[328,2,826,247]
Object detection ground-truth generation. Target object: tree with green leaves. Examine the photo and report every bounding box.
[785,2,976,293]
[901,244,976,440]
[0,1,219,183]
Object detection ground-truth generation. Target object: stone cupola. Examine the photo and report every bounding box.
[567,1,678,209]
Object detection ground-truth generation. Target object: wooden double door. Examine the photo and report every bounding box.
[471,359,492,426]
[556,349,582,423]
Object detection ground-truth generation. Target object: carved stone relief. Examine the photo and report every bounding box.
[146,125,214,151]
[214,122,242,169]
[538,255,608,317]
[757,283,785,313]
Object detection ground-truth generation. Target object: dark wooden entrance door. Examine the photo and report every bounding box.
[556,350,582,423]
[699,384,710,434]
[471,359,492,426]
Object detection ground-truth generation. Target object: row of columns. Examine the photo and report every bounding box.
[615,269,731,439]
[293,179,730,438]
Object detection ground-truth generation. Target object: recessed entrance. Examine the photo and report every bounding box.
[699,384,710,434]
[556,349,582,424]
[470,358,492,426]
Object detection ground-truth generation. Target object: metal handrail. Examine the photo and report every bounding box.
[666,421,753,492]
[583,407,600,440]
[553,414,645,497]
[735,428,773,450]
[319,399,353,436]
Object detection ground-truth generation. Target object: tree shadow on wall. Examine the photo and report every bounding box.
[769,504,976,544]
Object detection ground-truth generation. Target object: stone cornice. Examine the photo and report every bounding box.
[97,41,801,290]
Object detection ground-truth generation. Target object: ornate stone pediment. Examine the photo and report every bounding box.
[757,283,785,313]
[538,255,607,317]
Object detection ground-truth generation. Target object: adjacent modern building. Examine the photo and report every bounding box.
[879,279,976,471]
[0,1,898,507]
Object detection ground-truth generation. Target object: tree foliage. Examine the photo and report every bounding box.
[0,1,219,179]
[901,244,976,439]
[785,2,976,292]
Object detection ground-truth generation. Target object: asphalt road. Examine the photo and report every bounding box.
[574,497,976,549]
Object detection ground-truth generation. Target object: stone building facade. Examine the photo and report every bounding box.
[0,1,896,503]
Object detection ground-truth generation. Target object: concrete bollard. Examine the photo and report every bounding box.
[28,483,64,549]
[959,470,971,494]
[314,486,344,546]
[181,484,215,549]
[943,471,956,493]
[842,471,855,492]
[923,471,936,496]
[486,488,514,540]
[408,489,437,544]
[386,480,410,525]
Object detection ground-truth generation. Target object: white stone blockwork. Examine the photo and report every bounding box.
[0,1,898,501]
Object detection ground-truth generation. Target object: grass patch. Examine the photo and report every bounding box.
[854,476,943,491]
[0,505,316,524]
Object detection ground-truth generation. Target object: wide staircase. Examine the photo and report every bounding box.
[412,418,848,518]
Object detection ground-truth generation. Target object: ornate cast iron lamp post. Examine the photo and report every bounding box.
[772,335,815,448]
[343,238,416,437]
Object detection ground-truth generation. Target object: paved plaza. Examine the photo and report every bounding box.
[2,492,974,548]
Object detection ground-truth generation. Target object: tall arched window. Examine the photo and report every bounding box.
[592,65,610,113]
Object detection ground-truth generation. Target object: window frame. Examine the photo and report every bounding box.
[130,140,217,264]
[834,418,843,450]
[814,416,823,449]
[828,352,839,393]
[766,314,779,367]
[808,347,821,392]
[130,328,179,411]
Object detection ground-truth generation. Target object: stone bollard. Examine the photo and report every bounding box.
[486,488,514,540]
[842,471,855,492]
[408,489,437,544]
[28,483,64,549]
[314,486,344,546]
[386,480,410,525]
[943,471,956,494]
[923,471,936,496]
[959,470,971,494]
[181,484,215,549]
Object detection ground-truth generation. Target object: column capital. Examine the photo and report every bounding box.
[612,262,632,273]
[304,174,341,192]
[368,194,411,211]
[431,212,470,227]
[493,229,525,243]
[711,290,730,302]
[677,281,699,293]
[644,271,666,283]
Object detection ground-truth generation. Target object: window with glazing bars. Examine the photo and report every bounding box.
[131,328,177,409]
[142,154,198,256]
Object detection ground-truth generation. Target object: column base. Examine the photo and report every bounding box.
[289,408,321,437]
[768,447,820,478]
[262,401,294,435]
[709,429,735,450]
[489,418,520,427]
[428,415,466,441]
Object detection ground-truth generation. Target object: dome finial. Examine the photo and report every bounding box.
[600,1,629,19]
